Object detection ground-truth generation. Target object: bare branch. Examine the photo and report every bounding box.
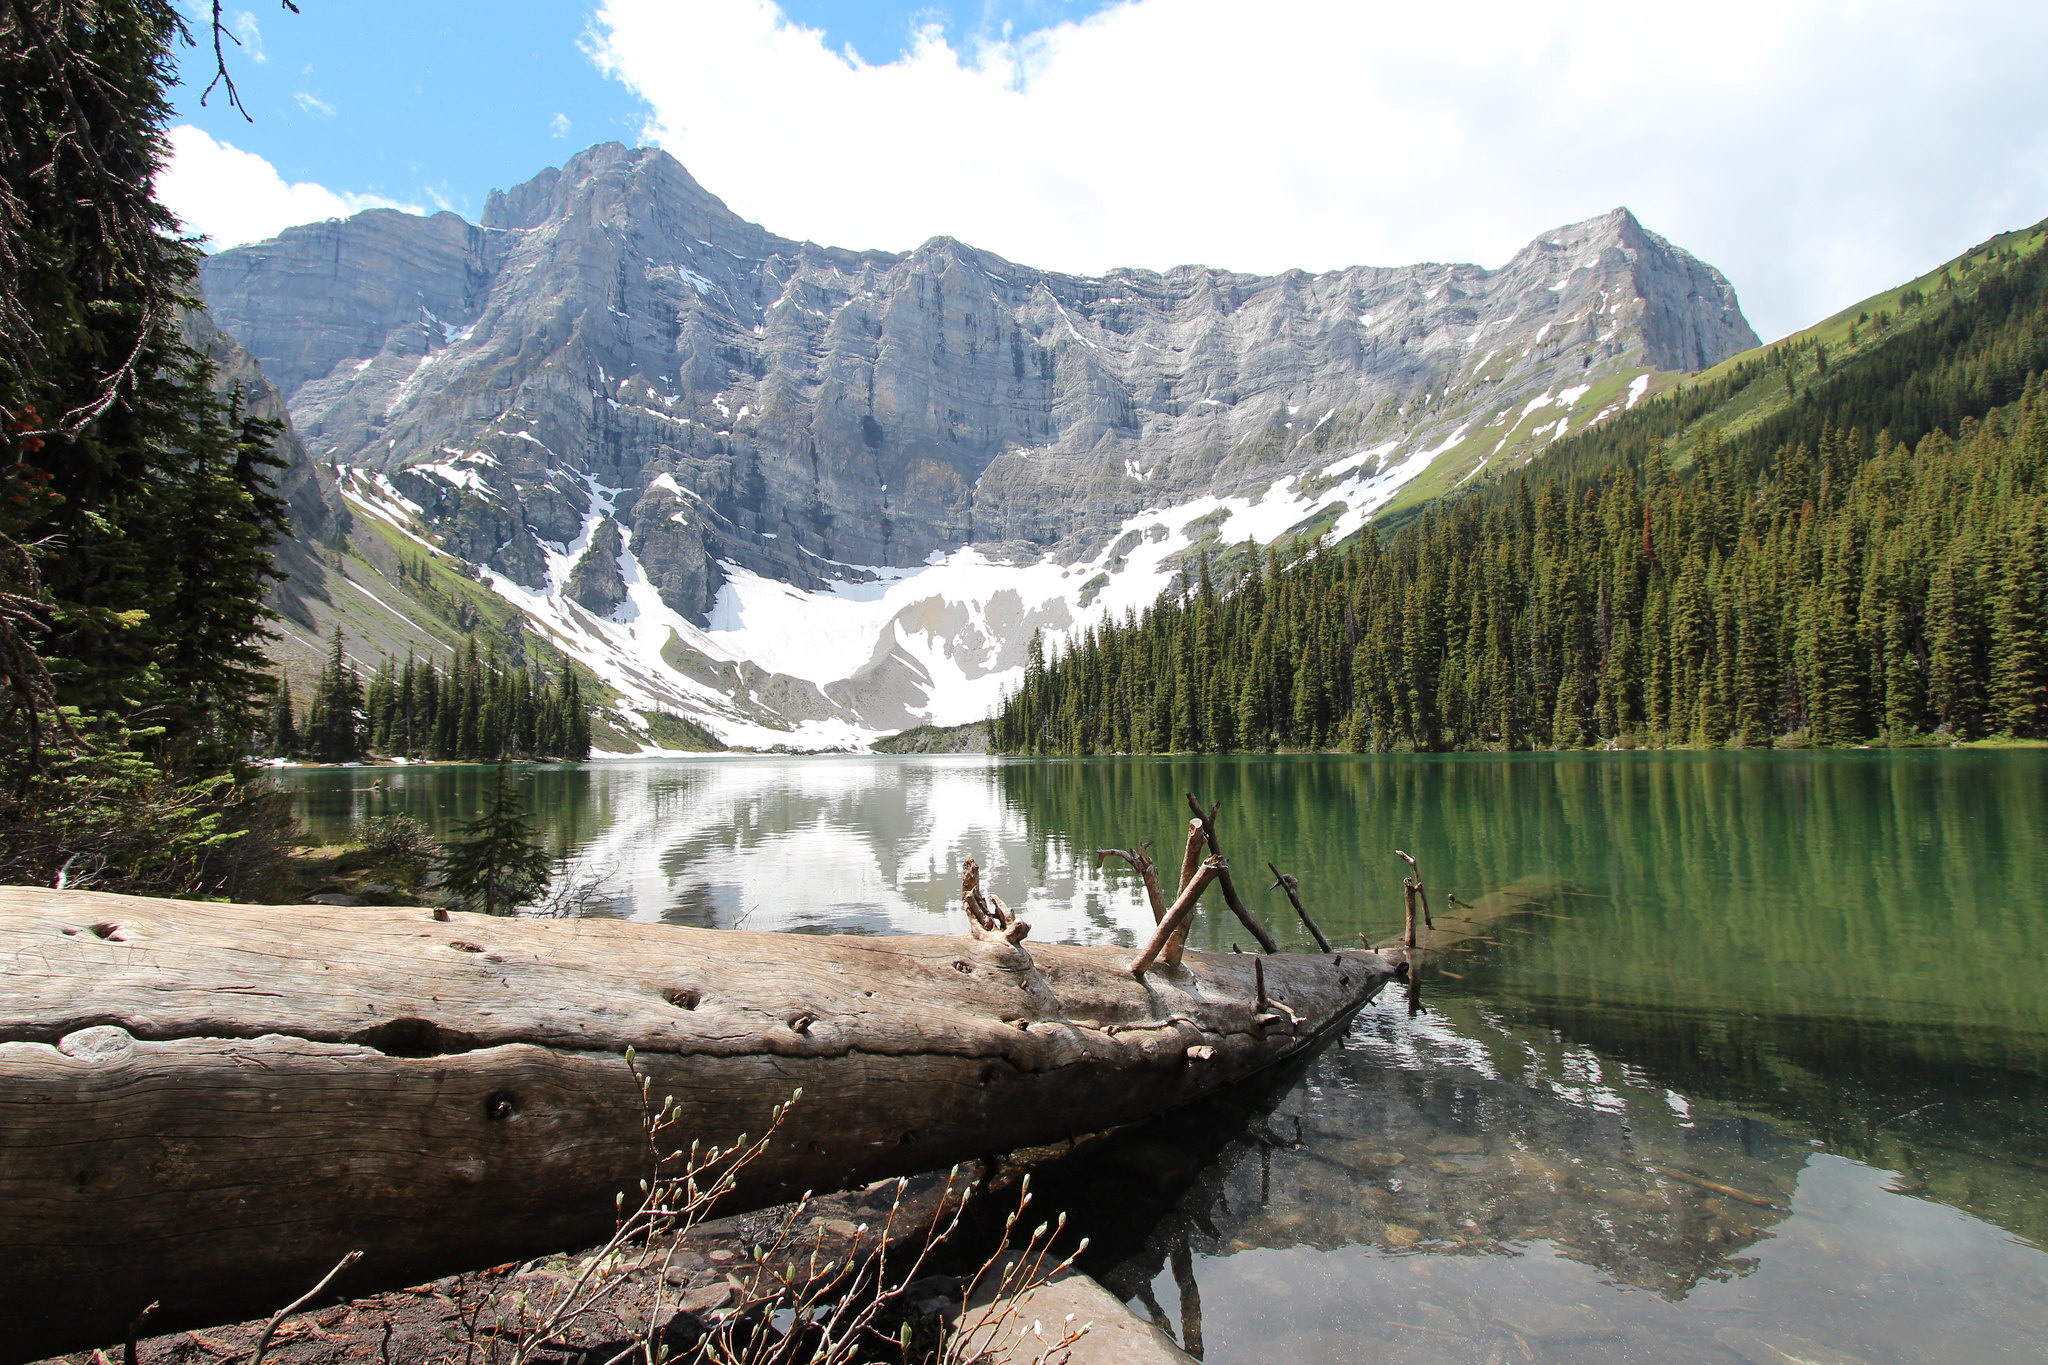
[250,1251,361,1365]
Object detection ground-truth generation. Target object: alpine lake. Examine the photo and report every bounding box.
[278,751,2048,1365]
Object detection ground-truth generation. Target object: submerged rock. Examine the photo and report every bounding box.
[1490,1298,1621,1342]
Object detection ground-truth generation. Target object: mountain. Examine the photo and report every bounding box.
[993,216,2048,754]
[199,143,1758,749]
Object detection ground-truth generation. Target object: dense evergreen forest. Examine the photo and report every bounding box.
[0,0,593,905]
[1,4,305,895]
[995,234,2048,754]
[273,634,593,764]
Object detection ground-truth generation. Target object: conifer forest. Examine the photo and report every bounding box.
[276,634,594,765]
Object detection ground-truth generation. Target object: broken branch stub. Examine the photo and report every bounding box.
[1215,865,1280,956]
[1394,850,1434,930]
[1133,843,1167,925]
[1185,794,1280,955]
[1175,819,1206,897]
[1162,819,1210,967]
[961,859,1002,931]
[1265,861,1333,953]
[1131,857,1225,977]
[1094,843,1167,925]
[1250,955,1305,1030]
[979,893,1030,945]
[964,862,1027,943]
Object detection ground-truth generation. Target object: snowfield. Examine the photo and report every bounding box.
[338,400,1624,751]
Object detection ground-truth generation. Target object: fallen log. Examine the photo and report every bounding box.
[0,886,1398,1361]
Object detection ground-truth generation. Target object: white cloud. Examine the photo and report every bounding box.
[590,0,2048,342]
[292,90,335,117]
[231,10,267,63]
[157,125,424,250]
[550,111,572,138]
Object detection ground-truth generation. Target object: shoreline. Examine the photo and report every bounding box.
[260,735,2048,772]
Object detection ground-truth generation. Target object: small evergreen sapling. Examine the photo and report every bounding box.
[437,762,552,916]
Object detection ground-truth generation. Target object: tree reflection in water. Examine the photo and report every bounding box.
[1028,995,2048,1364]
[276,753,2048,1364]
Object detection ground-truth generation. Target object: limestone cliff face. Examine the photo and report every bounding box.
[201,210,503,401]
[199,144,1759,745]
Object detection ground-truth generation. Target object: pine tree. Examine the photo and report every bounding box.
[366,656,397,753]
[349,643,595,761]
[1806,526,1867,744]
[397,653,421,757]
[456,636,484,759]
[270,676,299,759]
[304,630,366,763]
[1990,516,2048,735]
[438,761,553,916]
[562,671,592,759]
[1926,551,1987,738]
[2,3,289,776]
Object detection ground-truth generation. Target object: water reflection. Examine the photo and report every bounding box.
[275,752,2048,1364]
[281,751,2048,1061]
[1036,997,2048,1364]
[1495,994,2048,1259]
[280,757,1165,944]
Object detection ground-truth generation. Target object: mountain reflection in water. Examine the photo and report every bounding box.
[278,752,2048,1364]
[1034,996,2048,1364]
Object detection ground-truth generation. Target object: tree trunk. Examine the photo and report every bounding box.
[0,888,1397,1360]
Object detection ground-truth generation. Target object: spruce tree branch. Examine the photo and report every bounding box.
[51,301,158,434]
[4,0,112,182]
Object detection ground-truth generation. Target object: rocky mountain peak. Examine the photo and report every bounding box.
[205,146,1760,749]
[1493,205,1753,370]
[484,143,801,277]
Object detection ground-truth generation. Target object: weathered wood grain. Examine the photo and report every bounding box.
[0,887,1396,1360]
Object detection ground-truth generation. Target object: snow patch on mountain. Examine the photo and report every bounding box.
[335,400,1536,752]
[240,154,1756,752]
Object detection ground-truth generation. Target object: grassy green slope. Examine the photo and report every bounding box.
[1508,216,2048,493]
[1372,364,1681,523]
[280,508,722,753]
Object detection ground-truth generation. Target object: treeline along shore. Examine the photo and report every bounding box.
[270,632,594,764]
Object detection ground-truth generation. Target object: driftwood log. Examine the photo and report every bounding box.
[0,887,1398,1360]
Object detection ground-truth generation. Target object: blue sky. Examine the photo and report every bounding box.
[166,2,1111,221]
[159,1,2048,342]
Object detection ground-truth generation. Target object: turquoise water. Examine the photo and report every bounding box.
[277,752,2048,1363]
